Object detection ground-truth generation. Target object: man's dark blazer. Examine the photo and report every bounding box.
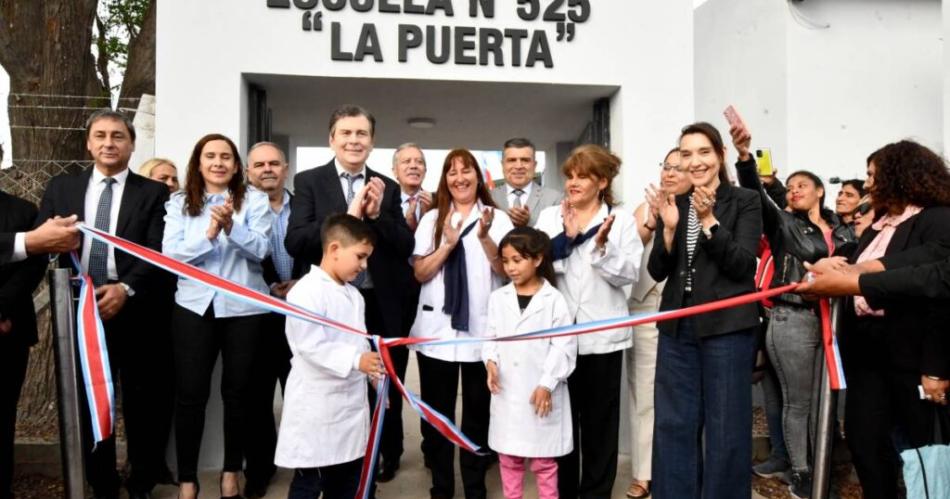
[840,206,950,379]
[861,256,950,302]
[0,191,48,346]
[35,168,169,296]
[648,182,763,338]
[0,231,13,266]
[262,191,309,286]
[285,160,414,338]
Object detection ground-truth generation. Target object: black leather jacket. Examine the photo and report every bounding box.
[736,159,855,307]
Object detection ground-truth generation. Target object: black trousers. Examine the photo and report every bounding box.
[0,340,29,499]
[558,350,623,499]
[287,458,363,499]
[244,312,292,487]
[79,299,173,496]
[846,365,937,499]
[417,353,490,499]
[171,305,266,483]
[361,289,409,469]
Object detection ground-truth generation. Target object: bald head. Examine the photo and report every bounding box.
[247,142,289,196]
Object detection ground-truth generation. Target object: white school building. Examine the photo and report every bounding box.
[155,0,947,471]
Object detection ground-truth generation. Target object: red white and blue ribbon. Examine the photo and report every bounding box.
[819,298,847,390]
[74,223,848,497]
[76,225,368,338]
[355,336,389,499]
[69,252,115,447]
[378,339,484,453]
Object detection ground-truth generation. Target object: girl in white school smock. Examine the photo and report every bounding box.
[409,149,514,499]
[534,145,642,498]
[483,227,576,499]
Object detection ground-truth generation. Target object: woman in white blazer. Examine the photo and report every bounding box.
[534,144,642,499]
[483,227,576,499]
[409,149,514,499]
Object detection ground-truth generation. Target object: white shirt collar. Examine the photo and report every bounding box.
[401,188,422,203]
[451,201,487,225]
[91,166,129,186]
[311,265,346,288]
[334,159,367,179]
[507,182,533,196]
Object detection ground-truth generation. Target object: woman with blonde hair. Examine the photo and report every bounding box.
[138,157,180,193]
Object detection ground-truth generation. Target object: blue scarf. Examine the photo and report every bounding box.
[551,207,612,261]
[443,219,480,332]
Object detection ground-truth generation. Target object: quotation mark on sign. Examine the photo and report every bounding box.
[302,11,324,31]
[556,22,575,42]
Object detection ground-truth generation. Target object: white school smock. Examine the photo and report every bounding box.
[534,204,642,355]
[275,266,371,469]
[482,280,576,458]
[409,203,514,363]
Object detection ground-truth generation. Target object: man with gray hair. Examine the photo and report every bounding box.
[490,137,561,227]
[243,141,307,497]
[392,142,433,232]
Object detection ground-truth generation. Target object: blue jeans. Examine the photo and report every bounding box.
[652,316,756,499]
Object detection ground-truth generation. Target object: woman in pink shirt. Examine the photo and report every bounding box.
[835,140,950,499]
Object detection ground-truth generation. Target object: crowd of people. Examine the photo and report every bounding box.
[1,104,948,499]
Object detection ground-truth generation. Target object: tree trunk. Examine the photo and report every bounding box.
[0,0,106,431]
[118,0,155,116]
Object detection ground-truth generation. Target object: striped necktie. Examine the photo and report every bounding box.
[512,188,525,208]
[88,177,117,286]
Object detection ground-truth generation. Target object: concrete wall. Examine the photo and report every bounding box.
[695,0,788,179]
[786,0,942,180]
[157,1,694,209]
[157,0,695,468]
[696,0,942,189]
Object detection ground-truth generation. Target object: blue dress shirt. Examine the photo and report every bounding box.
[162,189,274,317]
[270,190,295,282]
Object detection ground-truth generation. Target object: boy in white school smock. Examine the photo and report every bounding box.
[276,214,386,499]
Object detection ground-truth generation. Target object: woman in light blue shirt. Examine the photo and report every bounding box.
[163,133,273,499]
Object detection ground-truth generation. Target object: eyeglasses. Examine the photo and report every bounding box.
[660,162,690,173]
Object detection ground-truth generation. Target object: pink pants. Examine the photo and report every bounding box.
[498,453,558,499]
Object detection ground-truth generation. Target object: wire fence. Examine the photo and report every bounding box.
[0,161,93,205]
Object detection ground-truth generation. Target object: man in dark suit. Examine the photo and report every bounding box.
[0,191,50,499]
[285,105,414,482]
[389,142,433,474]
[243,141,309,498]
[391,142,433,232]
[36,109,169,499]
[489,137,561,227]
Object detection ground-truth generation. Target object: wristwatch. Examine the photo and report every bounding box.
[702,222,720,239]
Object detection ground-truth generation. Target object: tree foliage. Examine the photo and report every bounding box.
[97,0,151,71]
